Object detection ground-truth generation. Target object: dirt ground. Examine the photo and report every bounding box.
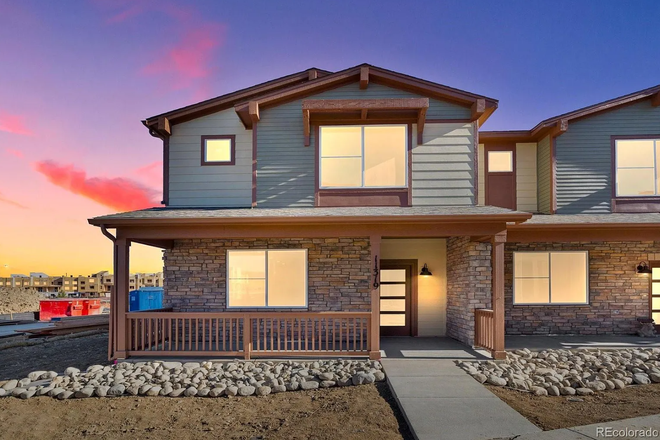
[0,332,108,380]
[489,384,660,430]
[0,383,409,440]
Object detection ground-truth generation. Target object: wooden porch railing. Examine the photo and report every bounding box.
[474,308,494,352]
[125,311,372,359]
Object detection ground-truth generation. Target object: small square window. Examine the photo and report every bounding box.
[488,151,513,172]
[201,135,235,165]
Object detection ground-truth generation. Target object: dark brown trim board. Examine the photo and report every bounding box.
[317,189,409,207]
[610,134,660,213]
[473,120,479,205]
[162,137,169,206]
[200,135,236,166]
[407,122,413,204]
[143,67,331,130]
[252,124,258,207]
[234,64,497,128]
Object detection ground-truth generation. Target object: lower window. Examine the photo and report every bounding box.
[513,251,589,305]
[227,249,307,308]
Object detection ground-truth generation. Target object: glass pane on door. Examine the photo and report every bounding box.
[380,269,407,329]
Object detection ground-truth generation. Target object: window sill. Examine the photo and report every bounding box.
[316,188,410,207]
[612,197,660,213]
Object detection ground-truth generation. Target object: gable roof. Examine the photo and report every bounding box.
[144,63,498,137]
[481,83,660,142]
[142,67,332,137]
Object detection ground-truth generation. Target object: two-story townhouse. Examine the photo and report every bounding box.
[90,64,660,361]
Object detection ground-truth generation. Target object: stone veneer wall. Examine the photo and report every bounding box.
[446,237,492,346]
[505,242,655,335]
[163,238,371,312]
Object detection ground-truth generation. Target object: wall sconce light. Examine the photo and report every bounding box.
[420,263,433,276]
[637,261,652,274]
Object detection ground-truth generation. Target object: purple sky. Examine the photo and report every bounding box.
[1,0,659,275]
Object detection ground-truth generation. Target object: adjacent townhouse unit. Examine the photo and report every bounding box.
[89,64,660,361]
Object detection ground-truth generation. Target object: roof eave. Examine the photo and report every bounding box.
[89,212,532,228]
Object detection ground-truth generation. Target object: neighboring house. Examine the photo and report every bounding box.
[1,271,164,295]
[89,64,660,361]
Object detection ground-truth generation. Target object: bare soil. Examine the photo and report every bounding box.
[0,332,108,380]
[0,383,408,440]
[488,384,660,430]
[0,287,41,314]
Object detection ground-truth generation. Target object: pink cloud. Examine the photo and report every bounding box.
[34,160,160,211]
[0,111,32,136]
[5,148,24,159]
[141,23,225,91]
[0,192,28,210]
[134,160,163,187]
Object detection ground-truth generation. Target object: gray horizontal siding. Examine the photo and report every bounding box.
[537,135,551,214]
[412,122,475,206]
[168,108,252,208]
[256,82,473,208]
[555,99,660,214]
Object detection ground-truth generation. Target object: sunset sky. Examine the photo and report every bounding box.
[1,0,659,277]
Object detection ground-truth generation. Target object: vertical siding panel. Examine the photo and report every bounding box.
[555,100,660,214]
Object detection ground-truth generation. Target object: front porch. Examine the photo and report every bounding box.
[92,206,527,361]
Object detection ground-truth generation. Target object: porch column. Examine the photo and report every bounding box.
[114,238,130,359]
[369,234,381,360]
[491,231,506,360]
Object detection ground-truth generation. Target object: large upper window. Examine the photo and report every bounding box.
[513,251,589,305]
[319,125,407,188]
[227,249,307,308]
[615,138,660,197]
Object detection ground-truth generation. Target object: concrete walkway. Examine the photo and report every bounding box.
[382,358,541,440]
[509,414,660,440]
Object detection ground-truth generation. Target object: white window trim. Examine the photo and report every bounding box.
[513,251,590,306]
[614,138,660,197]
[318,124,408,189]
[226,249,308,309]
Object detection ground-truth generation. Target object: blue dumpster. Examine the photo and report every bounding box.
[129,287,164,311]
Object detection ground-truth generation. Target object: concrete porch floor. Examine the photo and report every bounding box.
[506,334,660,350]
[380,337,490,359]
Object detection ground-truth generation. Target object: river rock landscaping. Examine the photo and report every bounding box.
[0,359,385,400]
[458,348,660,396]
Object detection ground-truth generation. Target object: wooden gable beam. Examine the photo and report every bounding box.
[360,67,369,89]
[157,117,171,136]
[471,99,486,120]
[549,118,568,137]
[652,91,660,107]
[248,101,260,123]
[308,69,319,81]
[302,98,429,112]
[417,107,427,145]
[303,109,311,147]
[361,109,368,120]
